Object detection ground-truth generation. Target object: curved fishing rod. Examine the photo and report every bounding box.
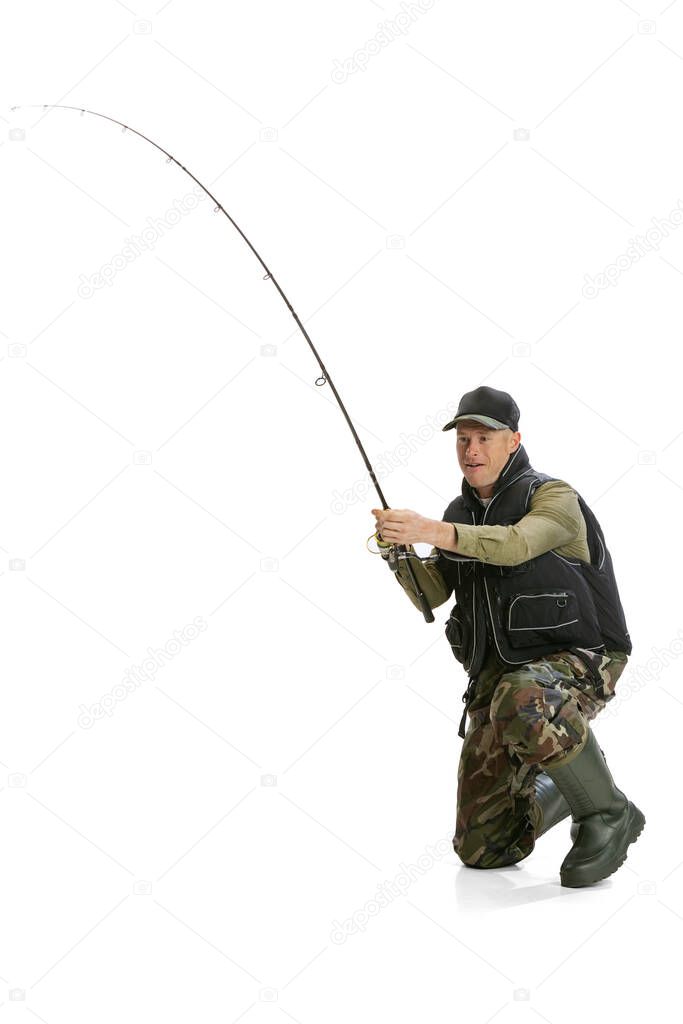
[11,102,435,624]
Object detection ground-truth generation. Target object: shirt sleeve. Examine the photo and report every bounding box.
[440,479,584,567]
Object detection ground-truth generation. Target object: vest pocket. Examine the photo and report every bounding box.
[506,589,579,648]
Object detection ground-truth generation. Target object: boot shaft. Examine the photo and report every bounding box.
[543,729,627,820]
[534,771,571,836]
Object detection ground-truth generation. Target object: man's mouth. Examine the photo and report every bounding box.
[466,463,484,470]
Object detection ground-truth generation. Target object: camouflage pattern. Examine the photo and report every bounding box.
[453,646,629,868]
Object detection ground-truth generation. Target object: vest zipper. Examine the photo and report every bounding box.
[479,470,537,666]
[473,552,479,671]
[464,475,524,679]
[469,508,477,673]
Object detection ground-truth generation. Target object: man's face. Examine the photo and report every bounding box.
[455,419,521,498]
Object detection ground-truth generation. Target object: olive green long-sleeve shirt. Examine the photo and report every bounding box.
[381,479,590,612]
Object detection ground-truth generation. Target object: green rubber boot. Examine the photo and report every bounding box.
[534,772,571,837]
[543,727,646,887]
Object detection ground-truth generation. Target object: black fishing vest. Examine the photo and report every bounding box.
[435,444,632,736]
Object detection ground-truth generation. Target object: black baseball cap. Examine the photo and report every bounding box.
[442,386,520,432]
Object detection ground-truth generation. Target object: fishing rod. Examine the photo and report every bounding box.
[11,103,435,624]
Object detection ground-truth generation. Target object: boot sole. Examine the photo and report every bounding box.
[560,802,646,888]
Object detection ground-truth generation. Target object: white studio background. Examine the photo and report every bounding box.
[0,1,681,1021]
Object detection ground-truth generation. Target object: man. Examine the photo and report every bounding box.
[371,385,645,887]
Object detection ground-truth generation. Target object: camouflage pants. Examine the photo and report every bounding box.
[453,646,629,869]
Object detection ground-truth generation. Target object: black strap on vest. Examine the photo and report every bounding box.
[564,646,606,689]
[458,677,478,738]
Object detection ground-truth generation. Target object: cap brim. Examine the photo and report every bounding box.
[442,414,508,432]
